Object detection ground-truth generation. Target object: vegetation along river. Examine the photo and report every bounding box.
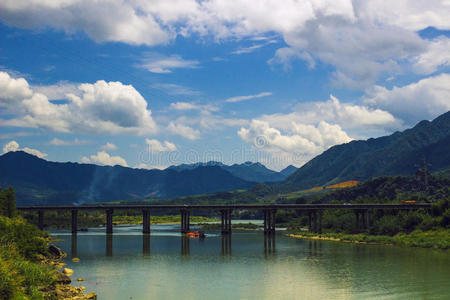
[51,223,450,299]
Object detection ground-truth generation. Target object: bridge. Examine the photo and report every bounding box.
[17,203,431,235]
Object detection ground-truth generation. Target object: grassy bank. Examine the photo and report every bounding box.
[288,229,450,249]
[112,215,217,225]
[199,222,261,230]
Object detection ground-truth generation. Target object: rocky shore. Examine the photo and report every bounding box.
[42,245,97,299]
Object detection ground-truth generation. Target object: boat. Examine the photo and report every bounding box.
[186,231,206,238]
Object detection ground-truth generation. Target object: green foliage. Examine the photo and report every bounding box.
[0,187,17,218]
[0,216,49,260]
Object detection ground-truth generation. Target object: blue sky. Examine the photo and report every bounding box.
[1,1,449,170]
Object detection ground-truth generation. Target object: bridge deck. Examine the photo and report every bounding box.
[17,203,431,211]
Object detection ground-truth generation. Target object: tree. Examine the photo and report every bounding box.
[0,187,17,218]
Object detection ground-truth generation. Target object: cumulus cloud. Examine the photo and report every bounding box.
[0,71,33,109]
[260,95,398,134]
[32,82,80,100]
[413,37,450,75]
[2,140,47,158]
[238,119,352,166]
[81,151,128,167]
[100,142,117,151]
[49,138,90,146]
[225,92,272,103]
[139,53,199,73]
[364,73,450,123]
[0,0,169,46]
[0,72,157,135]
[167,121,200,140]
[145,138,177,152]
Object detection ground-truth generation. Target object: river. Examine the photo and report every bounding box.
[51,223,450,299]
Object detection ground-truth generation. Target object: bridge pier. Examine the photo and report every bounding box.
[309,210,322,233]
[181,209,190,234]
[142,209,151,234]
[38,210,44,230]
[355,210,360,232]
[221,209,232,234]
[71,209,78,234]
[106,209,113,234]
[263,209,276,235]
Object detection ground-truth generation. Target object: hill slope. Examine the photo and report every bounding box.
[0,151,255,205]
[282,111,450,191]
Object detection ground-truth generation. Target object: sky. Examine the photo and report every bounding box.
[0,0,450,171]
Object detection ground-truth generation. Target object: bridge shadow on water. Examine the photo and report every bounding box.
[69,232,279,258]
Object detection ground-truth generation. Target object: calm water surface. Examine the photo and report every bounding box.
[51,224,450,300]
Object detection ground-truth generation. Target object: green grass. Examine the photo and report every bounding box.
[288,229,450,249]
[0,216,57,299]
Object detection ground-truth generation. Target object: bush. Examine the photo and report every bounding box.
[0,216,49,260]
[401,212,423,232]
[441,209,450,227]
[373,215,401,236]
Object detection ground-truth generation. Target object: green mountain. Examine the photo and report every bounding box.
[168,161,287,182]
[0,151,255,205]
[282,111,450,191]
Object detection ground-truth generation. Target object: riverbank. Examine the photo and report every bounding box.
[0,215,97,299]
[287,229,450,249]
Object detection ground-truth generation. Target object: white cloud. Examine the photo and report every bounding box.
[81,151,128,167]
[101,142,117,151]
[364,73,450,123]
[0,72,157,135]
[169,102,218,112]
[2,140,47,158]
[1,1,450,86]
[260,95,398,134]
[167,121,200,140]
[0,71,32,109]
[49,138,90,146]
[135,163,169,170]
[413,37,450,75]
[238,119,352,167]
[32,82,80,100]
[0,0,169,46]
[151,83,201,96]
[139,53,199,73]
[225,92,272,103]
[145,138,177,152]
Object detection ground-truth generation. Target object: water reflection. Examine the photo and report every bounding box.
[221,235,232,256]
[264,234,275,257]
[71,233,78,257]
[181,235,190,256]
[143,234,150,256]
[106,234,113,257]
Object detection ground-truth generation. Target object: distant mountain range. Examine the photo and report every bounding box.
[0,152,295,205]
[168,161,297,182]
[281,111,450,191]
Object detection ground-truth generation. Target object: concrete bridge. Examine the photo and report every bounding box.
[17,203,431,235]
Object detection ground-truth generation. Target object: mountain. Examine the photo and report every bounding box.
[279,165,298,177]
[0,151,255,206]
[169,161,287,182]
[282,111,450,191]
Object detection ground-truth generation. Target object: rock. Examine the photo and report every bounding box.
[77,277,85,282]
[55,271,72,284]
[62,268,74,276]
[85,292,97,299]
[72,257,80,262]
[48,244,65,258]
